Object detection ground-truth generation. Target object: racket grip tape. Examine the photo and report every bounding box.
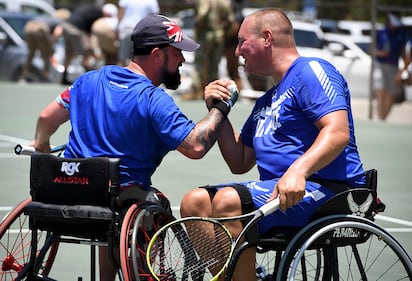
[259,197,280,217]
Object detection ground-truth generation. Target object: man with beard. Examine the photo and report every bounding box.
[29,14,238,281]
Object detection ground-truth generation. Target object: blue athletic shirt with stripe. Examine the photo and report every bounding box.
[56,65,195,190]
[240,57,365,186]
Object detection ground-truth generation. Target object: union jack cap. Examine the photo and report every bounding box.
[131,14,199,52]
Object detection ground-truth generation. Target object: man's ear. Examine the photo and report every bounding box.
[262,29,272,47]
[150,47,164,64]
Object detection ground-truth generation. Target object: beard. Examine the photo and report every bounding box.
[162,69,181,90]
[161,52,181,90]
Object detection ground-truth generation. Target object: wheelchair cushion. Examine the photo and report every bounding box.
[116,186,172,214]
[24,201,114,239]
[30,153,120,207]
[24,201,114,222]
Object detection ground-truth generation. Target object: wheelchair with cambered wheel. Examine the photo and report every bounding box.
[0,152,174,281]
[224,169,412,281]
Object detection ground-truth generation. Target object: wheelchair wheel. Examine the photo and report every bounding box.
[120,203,174,281]
[277,215,412,281]
[0,198,59,280]
[255,246,323,281]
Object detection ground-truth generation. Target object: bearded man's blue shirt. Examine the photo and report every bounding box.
[57,65,195,190]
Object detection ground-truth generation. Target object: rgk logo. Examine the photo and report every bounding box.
[54,161,88,185]
[61,162,80,176]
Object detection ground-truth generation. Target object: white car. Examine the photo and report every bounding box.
[0,11,83,83]
[327,20,385,55]
[336,20,375,38]
[326,33,411,100]
[292,20,332,60]
[325,33,372,98]
[0,0,55,17]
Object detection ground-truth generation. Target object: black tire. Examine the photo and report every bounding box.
[0,198,59,280]
[277,215,412,281]
[120,203,174,281]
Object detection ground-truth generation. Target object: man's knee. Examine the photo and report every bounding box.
[212,187,242,217]
[180,188,211,217]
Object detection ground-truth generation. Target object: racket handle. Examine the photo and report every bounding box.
[259,197,280,217]
[14,144,35,155]
[14,144,66,155]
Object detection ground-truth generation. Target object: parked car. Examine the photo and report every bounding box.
[0,11,83,82]
[0,10,32,39]
[292,20,332,59]
[0,12,37,80]
[325,33,372,98]
[0,0,55,17]
[326,32,412,100]
[401,16,412,39]
[319,19,373,54]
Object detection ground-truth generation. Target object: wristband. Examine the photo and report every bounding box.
[212,100,231,117]
[211,83,239,117]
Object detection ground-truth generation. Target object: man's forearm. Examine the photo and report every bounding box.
[178,108,226,159]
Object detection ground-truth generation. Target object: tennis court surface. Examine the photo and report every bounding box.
[1,81,411,280]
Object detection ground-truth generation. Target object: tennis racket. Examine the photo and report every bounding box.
[14,144,66,155]
[146,193,310,281]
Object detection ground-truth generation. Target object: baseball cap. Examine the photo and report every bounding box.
[388,13,402,28]
[102,3,118,18]
[131,14,200,55]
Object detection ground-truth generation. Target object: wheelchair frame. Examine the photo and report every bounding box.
[222,169,412,281]
[0,152,174,281]
[1,151,411,281]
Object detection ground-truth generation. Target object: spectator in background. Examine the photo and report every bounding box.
[116,0,159,66]
[224,0,244,96]
[399,37,412,86]
[91,3,119,65]
[60,4,114,84]
[22,9,70,82]
[181,0,235,100]
[374,12,408,120]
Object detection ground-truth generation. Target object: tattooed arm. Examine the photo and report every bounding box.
[177,79,240,159]
[177,108,226,159]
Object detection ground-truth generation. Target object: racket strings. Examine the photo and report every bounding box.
[148,219,232,280]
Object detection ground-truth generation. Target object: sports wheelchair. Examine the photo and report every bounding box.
[224,169,412,281]
[0,152,174,281]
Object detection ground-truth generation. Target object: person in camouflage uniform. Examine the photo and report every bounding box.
[181,0,235,100]
[224,0,244,94]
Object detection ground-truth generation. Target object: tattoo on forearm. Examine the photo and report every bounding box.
[181,109,225,151]
[197,110,225,151]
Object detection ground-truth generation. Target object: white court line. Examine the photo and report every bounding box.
[375,214,412,227]
[2,206,412,225]
[0,153,22,158]
[385,228,412,233]
[0,134,30,158]
[0,134,29,145]
[1,207,412,234]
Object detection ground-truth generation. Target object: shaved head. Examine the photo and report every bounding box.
[246,8,295,48]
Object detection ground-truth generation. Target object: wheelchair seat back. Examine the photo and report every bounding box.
[30,153,120,206]
[310,169,380,221]
[258,169,381,245]
[25,153,120,239]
